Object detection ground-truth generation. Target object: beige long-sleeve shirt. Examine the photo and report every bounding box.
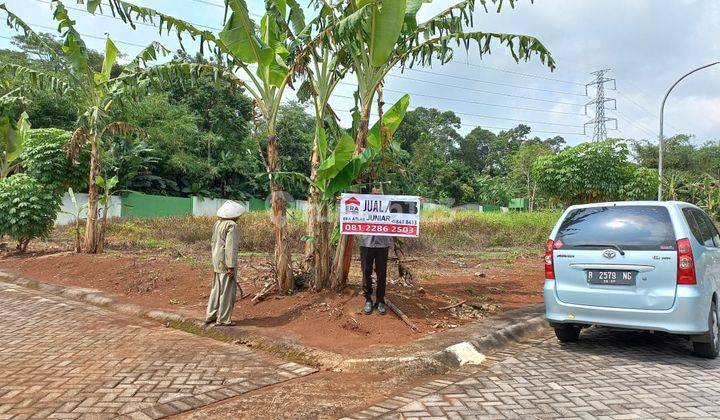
[211,219,239,274]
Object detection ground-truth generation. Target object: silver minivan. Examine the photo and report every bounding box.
[544,201,720,358]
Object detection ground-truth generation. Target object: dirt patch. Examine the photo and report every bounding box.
[0,248,544,355]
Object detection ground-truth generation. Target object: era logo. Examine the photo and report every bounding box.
[345,196,360,214]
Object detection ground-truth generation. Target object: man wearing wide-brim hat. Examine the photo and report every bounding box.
[205,200,245,327]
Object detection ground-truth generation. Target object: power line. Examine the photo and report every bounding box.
[616,90,682,133]
[337,82,586,116]
[2,21,588,118]
[20,0,592,111]
[186,0,225,8]
[12,8,589,131]
[616,111,658,139]
[27,22,149,48]
[328,92,582,128]
[40,0,224,30]
[330,108,583,136]
[24,0,590,98]
[616,91,658,118]
[450,59,586,86]
[30,0,247,31]
[403,67,587,97]
[184,0,263,18]
[385,73,586,107]
[31,0,173,30]
[241,75,584,127]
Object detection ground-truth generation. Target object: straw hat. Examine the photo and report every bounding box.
[216,200,246,219]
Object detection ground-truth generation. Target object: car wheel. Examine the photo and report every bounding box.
[693,300,719,359]
[554,324,581,343]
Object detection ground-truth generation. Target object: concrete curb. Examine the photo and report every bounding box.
[336,307,548,374]
[433,314,548,367]
[0,269,548,375]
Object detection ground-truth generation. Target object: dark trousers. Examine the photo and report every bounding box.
[360,246,389,303]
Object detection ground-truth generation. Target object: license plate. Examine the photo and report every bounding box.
[586,270,635,285]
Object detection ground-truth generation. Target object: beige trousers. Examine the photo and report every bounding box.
[206,272,236,325]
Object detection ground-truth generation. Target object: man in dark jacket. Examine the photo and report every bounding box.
[360,187,391,315]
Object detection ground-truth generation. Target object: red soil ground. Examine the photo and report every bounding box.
[0,249,544,354]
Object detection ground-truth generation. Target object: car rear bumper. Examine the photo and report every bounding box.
[544,280,710,335]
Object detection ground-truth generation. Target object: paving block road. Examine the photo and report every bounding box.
[348,328,720,419]
[0,282,315,419]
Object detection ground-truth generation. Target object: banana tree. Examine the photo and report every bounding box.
[279,4,352,288]
[1,2,170,253]
[99,0,309,291]
[0,92,30,179]
[330,0,556,286]
[305,94,410,290]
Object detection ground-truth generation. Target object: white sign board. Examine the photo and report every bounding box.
[339,193,420,238]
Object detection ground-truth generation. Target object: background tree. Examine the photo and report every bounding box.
[395,107,462,156]
[631,134,720,216]
[274,101,314,199]
[101,0,313,291]
[534,139,656,205]
[509,142,551,210]
[21,128,89,194]
[456,127,493,172]
[1,2,169,253]
[482,124,530,176]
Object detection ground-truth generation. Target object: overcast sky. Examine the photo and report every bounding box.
[2,0,719,146]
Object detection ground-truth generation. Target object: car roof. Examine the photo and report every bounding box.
[565,200,698,212]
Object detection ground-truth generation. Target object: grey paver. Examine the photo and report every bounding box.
[0,282,315,419]
[347,328,720,419]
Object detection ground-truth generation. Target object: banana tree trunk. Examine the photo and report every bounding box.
[304,135,321,267]
[312,201,330,291]
[330,109,371,290]
[267,134,294,292]
[83,133,100,254]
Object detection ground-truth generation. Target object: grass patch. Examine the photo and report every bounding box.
[54,209,559,255]
[166,319,236,344]
[168,319,321,366]
[406,210,560,253]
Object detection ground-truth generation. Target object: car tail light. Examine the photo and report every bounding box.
[676,238,696,285]
[545,239,556,280]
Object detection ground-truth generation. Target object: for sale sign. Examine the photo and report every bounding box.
[339,193,420,238]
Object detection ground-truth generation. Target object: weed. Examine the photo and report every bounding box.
[67,209,559,255]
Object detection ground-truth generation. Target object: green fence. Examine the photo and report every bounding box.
[248,197,267,211]
[509,198,529,211]
[248,197,300,211]
[121,192,193,218]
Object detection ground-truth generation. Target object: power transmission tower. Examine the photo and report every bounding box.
[584,69,617,141]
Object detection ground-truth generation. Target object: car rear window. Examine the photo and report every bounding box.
[555,205,676,251]
[683,208,720,247]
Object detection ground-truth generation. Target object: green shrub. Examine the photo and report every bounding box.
[21,128,89,193]
[0,174,60,251]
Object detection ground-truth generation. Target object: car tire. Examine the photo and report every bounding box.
[693,300,719,359]
[554,324,581,343]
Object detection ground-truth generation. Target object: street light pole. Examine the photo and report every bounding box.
[658,61,720,201]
